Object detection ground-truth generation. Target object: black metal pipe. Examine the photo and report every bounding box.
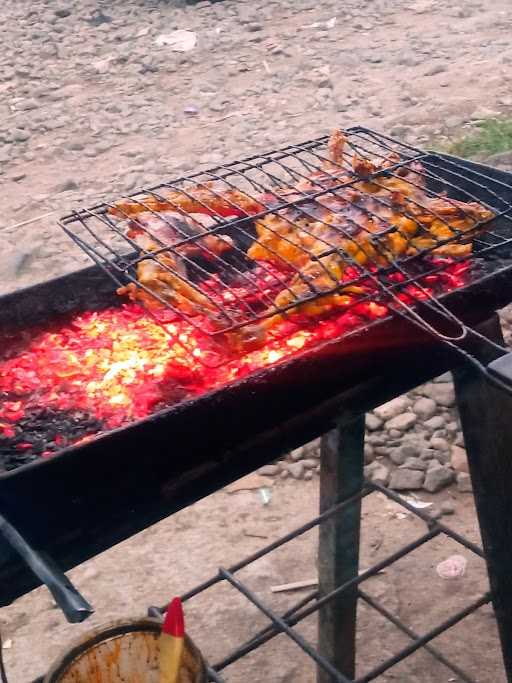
[358,589,480,683]
[355,594,490,683]
[0,513,92,623]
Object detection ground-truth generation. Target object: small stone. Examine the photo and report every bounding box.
[420,448,437,461]
[290,447,304,462]
[388,429,402,439]
[258,465,280,477]
[452,5,473,17]
[287,462,305,480]
[390,124,411,138]
[81,566,99,581]
[423,465,454,493]
[456,472,473,493]
[455,432,465,447]
[364,443,375,464]
[440,500,455,515]
[423,383,455,407]
[54,179,78,193]
[471,108,501,121]
[11,129,30,143]
[412,397,437,420]
[374,397,409,421]
[445,421,459,437]
[385,412,417,432]
[424,415,445,432]
[247,22,263,32]
[368,464,390,486]
[434,450,451,465]
[302,458,317,470]
[430,437,449,452]
[485,151,512,168]
[429,506,443,520]
[451,445,469,473]
[434,372,452,383]
[366,414,383,431]
[374,446,390,456]
[389,469,424,491]
[424,64,447,76]
[364,461,380,476]
[55,8,72,18]
[304,470,313,481]
[390,443,417,465]
[399,457,428,471]
[17,99,38,111]
[303,438,320,457]
[280,469,289,480]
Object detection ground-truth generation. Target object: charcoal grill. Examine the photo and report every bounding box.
[2,128,512,680]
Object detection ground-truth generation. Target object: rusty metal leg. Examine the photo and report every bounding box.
[317,415,365,683]
[454,315,512,682]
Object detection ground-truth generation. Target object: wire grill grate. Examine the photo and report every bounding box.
[59,127,512,381]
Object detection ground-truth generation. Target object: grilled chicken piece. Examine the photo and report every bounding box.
[117,211,234,315]
[113,128,494,350]
[109,185,265,220]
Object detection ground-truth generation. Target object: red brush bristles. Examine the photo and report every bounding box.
[162,597,185,638]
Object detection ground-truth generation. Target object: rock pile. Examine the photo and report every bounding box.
[259,371,475,496]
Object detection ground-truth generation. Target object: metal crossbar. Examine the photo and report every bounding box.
[149,482,491,682]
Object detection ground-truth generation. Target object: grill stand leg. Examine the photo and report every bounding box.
[454,315,512,682]
[317,415,365,683]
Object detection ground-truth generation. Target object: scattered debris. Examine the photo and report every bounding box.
[436,555,467,579]
[271,579,318,593]
[184,105,199,117]
[243,530,269,540]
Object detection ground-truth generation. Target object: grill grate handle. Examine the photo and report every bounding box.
[0,513,93,623]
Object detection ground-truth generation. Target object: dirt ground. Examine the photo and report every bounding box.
[1,0,512,681]
[0,478,503,683]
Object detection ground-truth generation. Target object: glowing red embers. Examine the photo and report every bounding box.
[0,258,470,462]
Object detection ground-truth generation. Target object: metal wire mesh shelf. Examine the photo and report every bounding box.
[149,482,491,683]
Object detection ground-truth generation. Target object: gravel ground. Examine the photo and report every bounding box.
[1,0,512,294]
[2,0,512,681]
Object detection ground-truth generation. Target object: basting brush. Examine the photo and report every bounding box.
[159,597,185,683]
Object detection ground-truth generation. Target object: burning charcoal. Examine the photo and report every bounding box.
[0,408,105,471]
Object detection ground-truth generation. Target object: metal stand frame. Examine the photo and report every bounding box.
[148,481,490,682]
[147,314,512,682]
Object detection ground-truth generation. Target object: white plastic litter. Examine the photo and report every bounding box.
[436,555,467,579]
[302,17,337,29]
[155,30,197,52]
[260,487,272,506]
[404,497,433,509]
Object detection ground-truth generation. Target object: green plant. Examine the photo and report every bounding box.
[443,118,512,159]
